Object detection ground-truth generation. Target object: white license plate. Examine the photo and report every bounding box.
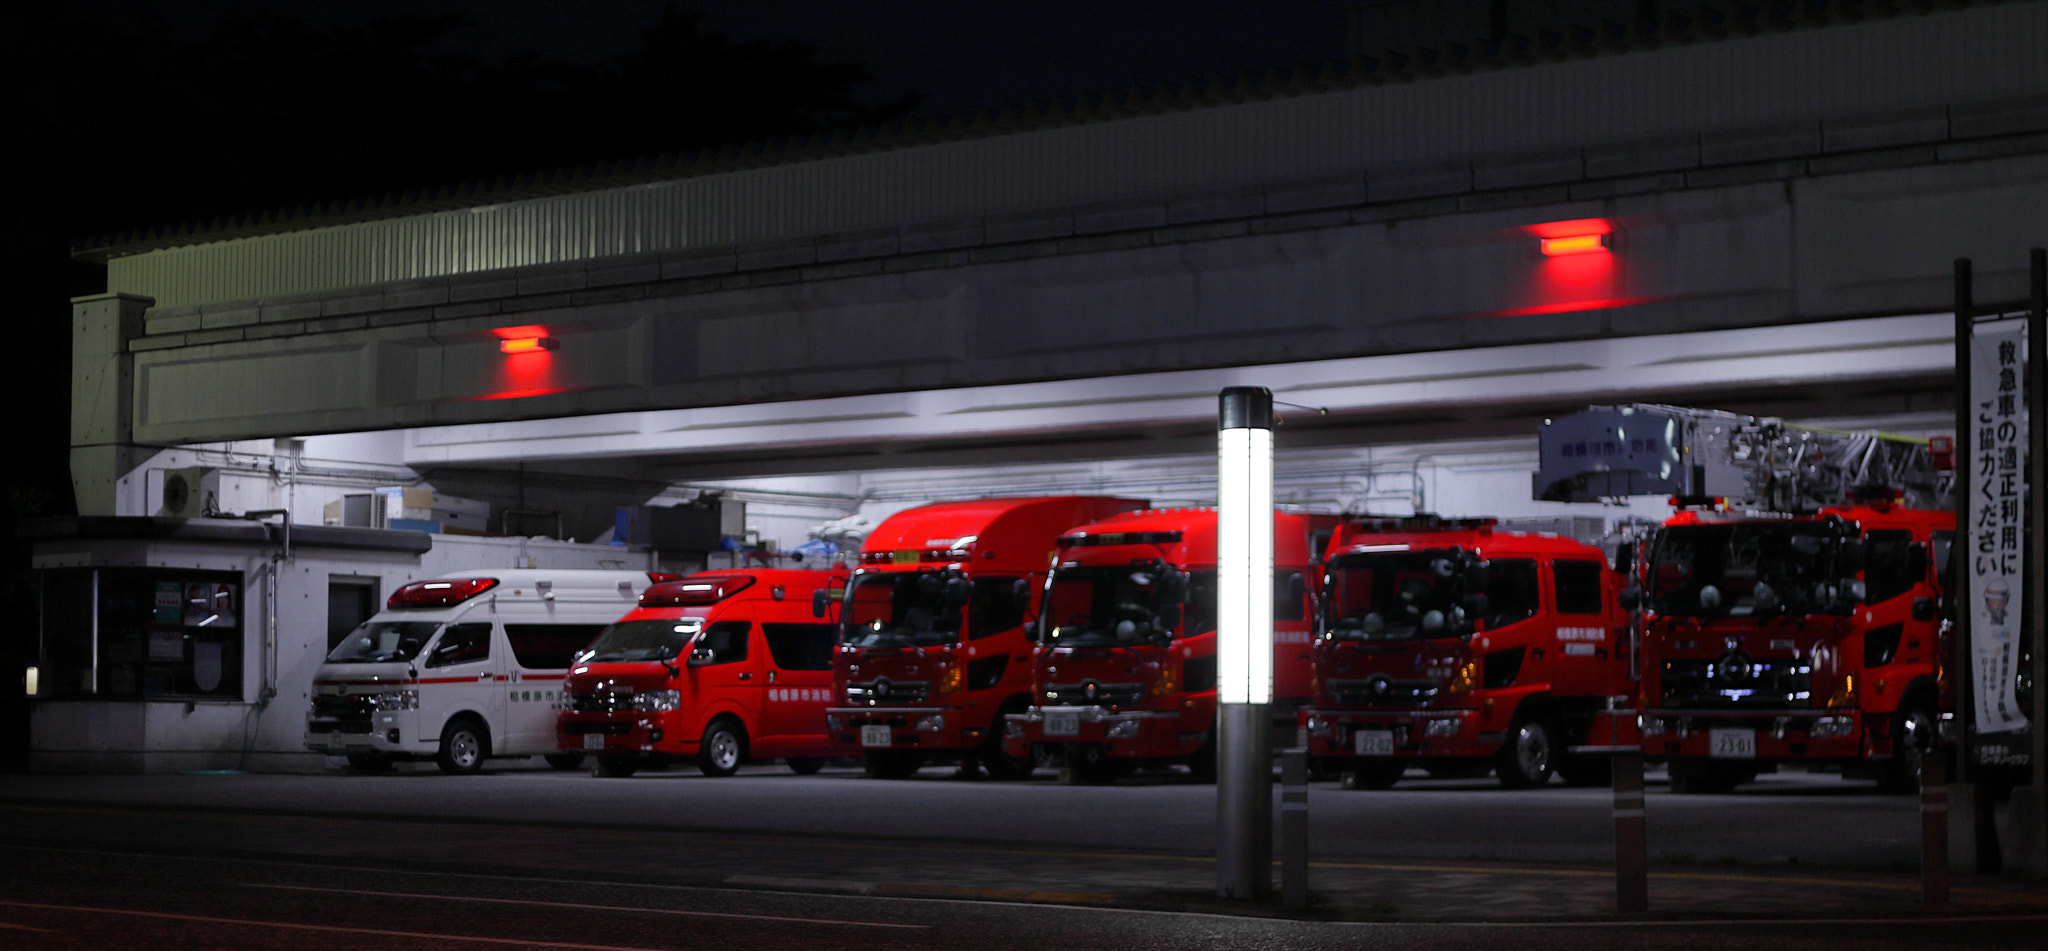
[1045,712,1080,737]
[326,733,345,751]
[861,725,894,748]
[1709,728,1757,759]
[583,733,607,751]
[1354,730,1395,756]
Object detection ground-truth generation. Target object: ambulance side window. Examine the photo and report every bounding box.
[763,623,835,671]
[695,621,750,665]
[1552,561,1605,616]
[425,622,492,668]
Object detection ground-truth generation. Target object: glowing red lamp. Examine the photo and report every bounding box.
[499,336,557,354]
[1539,233,1611,256]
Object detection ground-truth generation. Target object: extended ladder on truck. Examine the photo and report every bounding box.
[1533,403,1951,512]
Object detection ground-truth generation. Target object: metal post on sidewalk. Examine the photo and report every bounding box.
[1281,749,1309,909]
[1923,750,1950,905]
[1216,386,1275,901]
[1612,750,1648,913]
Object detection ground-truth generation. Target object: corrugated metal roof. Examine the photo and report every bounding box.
[92,1,2048,308]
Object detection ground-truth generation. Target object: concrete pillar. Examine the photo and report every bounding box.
[70,294,152,516]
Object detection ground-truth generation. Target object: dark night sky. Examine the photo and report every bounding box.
[73,0,1362,118]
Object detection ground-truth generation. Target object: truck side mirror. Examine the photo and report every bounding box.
[1462,593,1490,620]
[944,576,971,605]
[1157,603,1183,636]
[1464,560,1490,592]
[1013,577,1031,604]
[1617,585,1642,610]
[1912,597,1937,622]
[1157,569,1187,604]
[687,647,716,668]
[1613,543,1634,574]
[812,588,831,618]
[1837,538,1866,573]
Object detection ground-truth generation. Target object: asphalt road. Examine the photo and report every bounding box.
[0,759,1935,867]
[1,841,2042,951]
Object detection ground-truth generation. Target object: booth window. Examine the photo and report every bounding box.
[37,567,244,700]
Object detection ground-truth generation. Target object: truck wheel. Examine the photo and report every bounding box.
[591,755,639,778]
[696,719,747,777]
[435,717,489,775]
[786,757,825,775]
[864,750,922,779]
[1341,761,1405,790]
[346,753,395,774]
[1496,716,1556,788]
[1187,736,1218,783]
[1884,696,1940,793]
[543,753,585,771]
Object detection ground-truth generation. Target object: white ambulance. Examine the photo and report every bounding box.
[307,569,667,773]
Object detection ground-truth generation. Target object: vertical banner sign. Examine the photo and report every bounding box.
[1970,319,2029,735]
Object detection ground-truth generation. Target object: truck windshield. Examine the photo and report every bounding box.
[1648,522,1843,618]
[1041,565,1209,647]
[1325,551,1465,641]
[841,572,965,648]
[577,619,699,663]
[325,621,439,663]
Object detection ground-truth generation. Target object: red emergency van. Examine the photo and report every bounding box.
[558,567,846,777]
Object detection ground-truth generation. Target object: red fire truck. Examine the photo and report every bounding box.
[1301,515,1633,789]
[1537,404,1954,792]
[828,496,1146,778]
[557,567,846,777]
[1003,508,1323,783]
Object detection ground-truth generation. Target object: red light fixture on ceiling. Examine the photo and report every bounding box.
[1528,217,1614,256]
[494,325,557,353]
[499,336,558,354]
[1540,233,1611,256]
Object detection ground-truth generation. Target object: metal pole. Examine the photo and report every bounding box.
[1280,749,1309,908]
[1612,750,1648,913]
[1217,386,1275,901]
[1923,750,1950,905]
[2032,247,2047,793]
[1955,257,1975,788]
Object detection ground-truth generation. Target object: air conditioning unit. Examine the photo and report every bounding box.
[158,467,221,518]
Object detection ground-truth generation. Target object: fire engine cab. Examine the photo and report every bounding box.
[1302,515,1632,788]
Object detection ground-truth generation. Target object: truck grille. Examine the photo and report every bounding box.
[846,679,929,705]
[1324,677,1440,707]
[563,693,636,713]
[308,694,374,733]
[1660,657,1812,708]
[1042,682,1145,707]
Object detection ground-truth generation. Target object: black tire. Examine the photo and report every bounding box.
[1883,695,1941,793]
[1186,735,1218,783]
[543,753,586,771]
[1496,715,1557,789]
[864,750,922,779]
[435,717,489,775]
[786,757,825,775]
[696,718,747,777]
[980,705,1034,780]
[346,753,395,774]
[591,755,639,778]
[1342,761,1405,790]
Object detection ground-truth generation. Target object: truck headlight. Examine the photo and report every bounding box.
[371,689,419,711]
[1811,715,1854,738]
[1637,715,1666,737]
[915,714,946,732]
[633,689,681,712]
[1106,720,1142,740]
[1004,719,1025,737]
[1423,718,1460,738]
